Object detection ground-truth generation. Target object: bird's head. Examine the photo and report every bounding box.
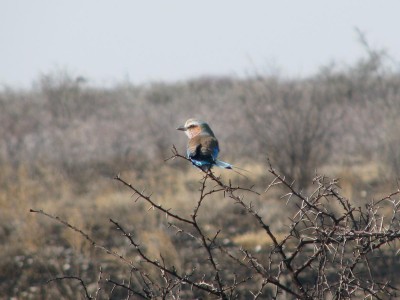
[177,118,215,138]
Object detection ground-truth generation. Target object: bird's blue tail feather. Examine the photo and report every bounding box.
[215,160,232,169]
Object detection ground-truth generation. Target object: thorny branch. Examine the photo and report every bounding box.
[31,148,400,299]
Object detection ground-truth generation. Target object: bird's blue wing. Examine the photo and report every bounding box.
[211,144,219,161]
[187,135,219,169]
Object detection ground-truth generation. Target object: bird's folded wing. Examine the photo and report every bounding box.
[187,135,219,161]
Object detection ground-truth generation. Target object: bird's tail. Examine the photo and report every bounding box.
[215,159,233,169]
[215,159,250,178]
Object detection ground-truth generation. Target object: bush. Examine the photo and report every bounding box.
[31,153,400,299]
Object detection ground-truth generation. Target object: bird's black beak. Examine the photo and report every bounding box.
[176,125,186,131]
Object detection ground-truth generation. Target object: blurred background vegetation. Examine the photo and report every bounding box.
[2,44,400,298]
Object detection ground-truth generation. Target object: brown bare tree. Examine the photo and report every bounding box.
[31,150,400,299]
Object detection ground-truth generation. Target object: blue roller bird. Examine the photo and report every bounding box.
[177,118,232,171]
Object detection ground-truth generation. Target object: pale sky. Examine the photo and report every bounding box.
[1,1,400,87]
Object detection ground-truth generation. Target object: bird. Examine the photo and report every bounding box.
[177,118,233,171]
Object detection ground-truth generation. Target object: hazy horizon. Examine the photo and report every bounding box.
[1,0,400,88]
